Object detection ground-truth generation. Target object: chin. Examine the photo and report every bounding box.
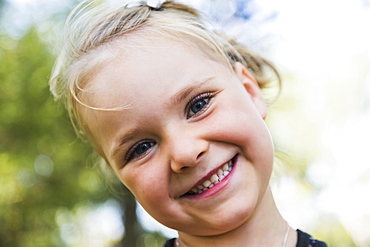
[179,207,255,237]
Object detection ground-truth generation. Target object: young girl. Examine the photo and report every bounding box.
[49,0,327,246]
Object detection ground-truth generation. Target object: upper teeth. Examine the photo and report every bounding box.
[188,160,233,195]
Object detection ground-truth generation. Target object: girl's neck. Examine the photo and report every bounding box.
[176,187,297,247]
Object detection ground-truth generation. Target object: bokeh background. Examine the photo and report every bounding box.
[1,0,369,246]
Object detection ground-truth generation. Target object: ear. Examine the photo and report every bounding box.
[233,62,267,119]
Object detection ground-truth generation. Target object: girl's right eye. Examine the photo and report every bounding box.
[126,141,156,162]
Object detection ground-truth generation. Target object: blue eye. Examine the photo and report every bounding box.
[126,141,156,161]
[187,93,212,118]
[190,99,208,113]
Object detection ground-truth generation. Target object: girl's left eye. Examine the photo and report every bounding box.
[187,93,213,118]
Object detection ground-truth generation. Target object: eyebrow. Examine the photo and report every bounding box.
[111,130,138,159]
[169,76,216,107]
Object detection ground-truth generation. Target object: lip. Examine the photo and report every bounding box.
[181,154,238,199]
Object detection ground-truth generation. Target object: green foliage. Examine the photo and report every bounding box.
[0,27,112,246]
[143,232,168,247]
[313,215,357,247]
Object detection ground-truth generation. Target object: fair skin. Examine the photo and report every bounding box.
[80,36,297,246]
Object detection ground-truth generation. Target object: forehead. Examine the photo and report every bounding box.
[80,35,231,109]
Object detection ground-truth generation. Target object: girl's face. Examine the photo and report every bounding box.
[82,38,274,236]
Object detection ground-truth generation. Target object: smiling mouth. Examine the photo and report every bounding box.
[184,156,235,196]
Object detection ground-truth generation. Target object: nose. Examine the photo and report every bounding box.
[165,126,208,173]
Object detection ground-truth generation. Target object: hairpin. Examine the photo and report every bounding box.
[125,0,168,9]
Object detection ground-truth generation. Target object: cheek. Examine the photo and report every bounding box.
[205,97,274,170]
[117,164,170,210]
[209,98,271,145]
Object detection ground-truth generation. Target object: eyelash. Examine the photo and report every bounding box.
[186,92,214,118]
[125,140,156,162]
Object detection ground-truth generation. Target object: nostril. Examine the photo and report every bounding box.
[197,151,205,160]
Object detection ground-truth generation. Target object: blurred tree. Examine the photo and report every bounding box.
[0,26,90,246]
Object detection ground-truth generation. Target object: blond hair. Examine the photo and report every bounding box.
[49,0,280,141]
